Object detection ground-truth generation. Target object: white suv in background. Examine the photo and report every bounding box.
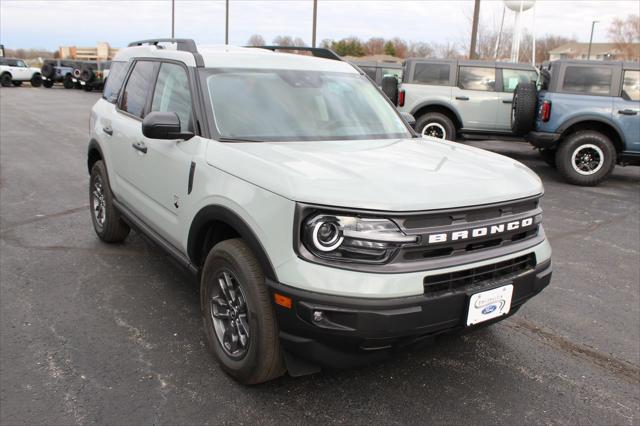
[0,57,43,87]
[87,39,552,384]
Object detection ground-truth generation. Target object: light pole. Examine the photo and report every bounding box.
[225,0,229,45]
[312,0,318,48]
[469,0,481,59]
[587,20,598,60]
[171,0,175,38]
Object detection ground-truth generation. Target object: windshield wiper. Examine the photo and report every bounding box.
[217,137,264,143]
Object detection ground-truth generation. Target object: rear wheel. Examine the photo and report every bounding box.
[0,74,12,87]
[89,161,130,242]
[63,75,74,89]
[83,85,93,92]
[43,80,54,88]
[556,131,616,186]
[30,74,42,87]
[201,239,285,384]
[416,112,456,141]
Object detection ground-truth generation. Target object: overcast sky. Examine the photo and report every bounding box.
[1,0,637,50]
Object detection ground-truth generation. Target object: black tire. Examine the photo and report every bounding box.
[415,112,456,141]
[539,148,556,167]
[511,81,537,135]
[83,85,93,92]
[30,74,42,87]
[555,131,616,186]
[89,161,130,243]
[0,74,12,87]
[63,75,74,89]
[12,81,22,87]
[201,239,285,385]
[381,76,399,105]
[80,67,94,83]
[43,80,54,88]
[41,62,55,79]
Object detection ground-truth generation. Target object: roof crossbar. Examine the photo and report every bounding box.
[127,38,204,67]
[249,46,342,61]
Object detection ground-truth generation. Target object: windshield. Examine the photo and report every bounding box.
[203,69,411,141]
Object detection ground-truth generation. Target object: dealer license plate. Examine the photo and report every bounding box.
[466,284,513,326]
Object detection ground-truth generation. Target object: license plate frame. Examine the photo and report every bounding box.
[466,284,513,326]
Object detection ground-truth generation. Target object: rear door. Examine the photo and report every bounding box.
[613,69,640,152]
[496,67,538,131]
[451,65,499,131]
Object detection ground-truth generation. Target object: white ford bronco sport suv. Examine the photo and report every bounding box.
[88,39,552,384]
[0,57,43,87]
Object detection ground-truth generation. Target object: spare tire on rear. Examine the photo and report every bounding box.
[41,62,55,79]
[511,81,537,136]
[381,76,399,105]
[80,66,95,83]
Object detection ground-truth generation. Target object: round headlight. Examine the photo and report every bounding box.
[312,220,343,252]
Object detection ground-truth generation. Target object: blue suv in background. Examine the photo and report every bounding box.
[512,60,640,186]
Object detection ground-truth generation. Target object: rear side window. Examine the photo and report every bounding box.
[502,69,537,92]
[118,61,158,118]
[622,70,640,101]
[458,66,495,91]
[151,62,193,132]
[413,63,450,85]
[103,62,128,103]
[382,67,402,81]
[562,66,612,95]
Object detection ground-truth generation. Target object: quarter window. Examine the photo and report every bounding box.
[622,70,640,101]
[103,61,128,104]
[502,69,537,92]
[119,61,158,118]
[458,66,495,91]
[562,66,612,95]
[359,66,377,81]
[412,63,450,85]
[151,63,193,132]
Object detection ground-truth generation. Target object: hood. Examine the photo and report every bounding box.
[205,138,543,211]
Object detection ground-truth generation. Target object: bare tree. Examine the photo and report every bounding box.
[272,35,295,47]
[608,15,640,60]
[407,42,434,58]
[292,37,307,47]
[364,37,385,55]
[433,42,461,59]
[246,34,266,46]
[390,37,408,58]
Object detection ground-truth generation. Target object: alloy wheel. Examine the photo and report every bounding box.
[209,269,250,359]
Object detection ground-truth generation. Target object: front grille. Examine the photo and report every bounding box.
[423,254,536,294]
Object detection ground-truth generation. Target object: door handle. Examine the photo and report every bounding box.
[102,126,113,136]
[502,99,513,104]
[132,141,147,154]
[456,96,470,101]
[618,109,638,115]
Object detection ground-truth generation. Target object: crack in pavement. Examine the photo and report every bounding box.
[0,205,89,233]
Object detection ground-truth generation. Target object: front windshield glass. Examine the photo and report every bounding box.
[204,69,411,141]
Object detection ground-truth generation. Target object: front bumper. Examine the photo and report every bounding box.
[526,131,562,149]
[268,259,551,369]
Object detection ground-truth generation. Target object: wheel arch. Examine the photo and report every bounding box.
[188,205,278,282]
[1,71,12,78]
[558,116,625,152]
[87,138,104,174]
[410,101,463,130]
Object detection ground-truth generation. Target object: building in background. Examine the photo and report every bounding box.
[549,42,639,61]
[58,42,118,61]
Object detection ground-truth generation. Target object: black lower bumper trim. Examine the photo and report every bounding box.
[268,260,552,369]
[526,131,561,149]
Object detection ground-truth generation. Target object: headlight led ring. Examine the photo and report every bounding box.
[312,220,344,252]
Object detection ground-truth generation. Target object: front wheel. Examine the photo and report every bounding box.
[556,131,616,186]
[89,161,130,242]
[201,239,285,385]
[416,112,456,141]
[30,74,42,87]
[63,75,74,89]
[43,80,54,88]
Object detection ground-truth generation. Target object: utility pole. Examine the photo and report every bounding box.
[171,0,175,38]
[587,20,598,60]
[312,0,318,48]
[225,0,230,45]
[469,0,481,59]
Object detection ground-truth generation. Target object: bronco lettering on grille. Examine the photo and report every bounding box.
[426,217,535,245]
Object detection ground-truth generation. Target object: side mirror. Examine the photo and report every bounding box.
[381,75,399,105]
[142,112,194,140]
[400,112,416,129]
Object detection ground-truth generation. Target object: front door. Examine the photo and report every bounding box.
[613,69,640,152]
[451,66,499,131]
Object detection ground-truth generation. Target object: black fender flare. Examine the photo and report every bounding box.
[410,101,463,127]
[187,205,278,282]
[87,138,105,174]
[557,115,626,147]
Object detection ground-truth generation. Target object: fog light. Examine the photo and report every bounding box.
[313,311,324,322]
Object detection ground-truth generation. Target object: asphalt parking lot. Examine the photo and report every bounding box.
[1,86,639,425]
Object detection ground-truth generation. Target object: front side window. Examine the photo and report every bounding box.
[622,70,640,101]
[502,69,537,92]
[412,63,450,85]
[119,61,158,118]
[151,62,193,132]
[103,61,128,103]
[204,69,410,141]
[16,60,27,68]
[562,66,612,95]
[458,66,495,91]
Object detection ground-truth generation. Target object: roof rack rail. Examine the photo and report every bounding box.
[249,46,342,61]
[127,38,204,67]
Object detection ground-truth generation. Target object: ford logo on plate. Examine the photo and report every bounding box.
[482,305,497,315]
